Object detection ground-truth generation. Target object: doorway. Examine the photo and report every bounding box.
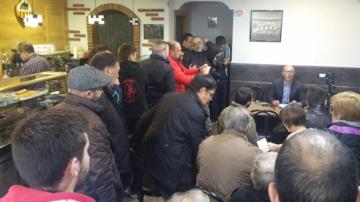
[175,10,189,42]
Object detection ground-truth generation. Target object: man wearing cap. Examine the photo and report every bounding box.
[55,65,123,202]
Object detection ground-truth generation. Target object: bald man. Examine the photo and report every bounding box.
[270,65,305,106]
[268,129,360,202]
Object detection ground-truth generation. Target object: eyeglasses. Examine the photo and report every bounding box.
[207,90,215,98]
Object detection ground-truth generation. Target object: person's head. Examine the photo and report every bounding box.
[188,74,216,106]
[330,91,360,122]
[168,40,184,60]
[86,45,111,64]
[18,41,35,61]
[151,40,169,57]
[215,35,227,51]
[251,152,278,190]
[68,65,111,102]
[118,44,137,62]
[234,87,253,106]
[168,188,210,202]
[268,129,360,202]
[181,33,193,49]
[219,107,251,135]
[89,51,120,85]
[192,36,205,53]
[11,110,90,192]
[282,65,295,83]
[279,104,306,132]
[305,87,327,107]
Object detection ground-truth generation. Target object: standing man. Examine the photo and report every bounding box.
[168,40,208,92]
[141,40,176,108]
[141,74,217,198]
[18,41,50,89]
[55,65,123,202]
[182,36,209,68]
[1,110,94,202]
[270,65,305,106]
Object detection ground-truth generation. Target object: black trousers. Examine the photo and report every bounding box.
[210,78,229,122]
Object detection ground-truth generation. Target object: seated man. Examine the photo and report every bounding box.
[197,107,261,201]
[1,110,94,202]
[140,74,217,198]
[231,152,278,202]
[218,87,258,145]
[304,86,331,130]
[328,91,360,183]
[270,65,305,106]
[268,129,360,202]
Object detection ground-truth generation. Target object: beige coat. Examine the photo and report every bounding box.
[196,129,262,201]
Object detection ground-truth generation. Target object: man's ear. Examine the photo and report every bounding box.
[268,182,280,202]
[69,157,80,177]
[356,186,360,202]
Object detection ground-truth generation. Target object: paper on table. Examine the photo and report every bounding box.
[257,138,270,152]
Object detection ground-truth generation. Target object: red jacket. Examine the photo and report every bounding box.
[0,185,95,202]
[168,54,199,92]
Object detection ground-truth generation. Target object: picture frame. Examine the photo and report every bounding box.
[208,16,218,28]
[144,24,164,40]
[250,10,283,42]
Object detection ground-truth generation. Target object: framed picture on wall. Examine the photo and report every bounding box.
[250,10,283,42]
[144,24,164,40]
[208,16,218,28]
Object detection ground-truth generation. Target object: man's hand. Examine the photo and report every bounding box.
[268,142,282,152]
[223,58,230,65]
[199,64,210,74]
[189,64,197,69]
[272,100,280,107]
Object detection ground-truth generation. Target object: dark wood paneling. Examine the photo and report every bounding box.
[229,63,360,101]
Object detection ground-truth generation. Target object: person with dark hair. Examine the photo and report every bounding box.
[181,32,193,53]
[270,65,305,106]
[218,87,258,145]
[304,87,331,129]
[268,104,307,152]
[17,41,50,89]
[140,40,176,108]
[89,51,130,190]
[55,65,123,202]
[139,74,216,198]
[118,44,148,135]
[268,129,360,202]
[328,91,360,184]
[197,107,261,201]
[168,40,209,92]
[1,110,94,202]
[80,45,111,65]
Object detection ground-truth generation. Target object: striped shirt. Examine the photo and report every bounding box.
[20,54,51,90]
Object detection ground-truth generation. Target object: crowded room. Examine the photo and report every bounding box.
[1,0,360,201]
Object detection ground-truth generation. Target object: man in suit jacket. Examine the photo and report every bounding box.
[271,65,305,106]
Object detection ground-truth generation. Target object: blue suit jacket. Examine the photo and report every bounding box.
[270,79,305,103]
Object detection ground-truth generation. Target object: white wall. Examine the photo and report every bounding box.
[67,0,170,58]
[173,0,360,67]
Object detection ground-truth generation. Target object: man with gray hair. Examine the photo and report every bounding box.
[141,40,176,107]
[197,107,262,201]
[168,188,210,202]
[231,152,278,202]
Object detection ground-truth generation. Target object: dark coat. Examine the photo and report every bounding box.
[140,91,208,198]
[140,53,176,108]
[270,79,305,103]
[182,50,209,68]
[231,186,270,202]
[55,94,123,202]
[305,105,331,130]
[119,60,148,118]
[98,87,130,174]
[329,120,360,184]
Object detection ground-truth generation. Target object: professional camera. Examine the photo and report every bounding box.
[213,51,225,65]
[318,72,335,80]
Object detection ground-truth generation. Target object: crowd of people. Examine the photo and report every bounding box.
[1,35,360,202]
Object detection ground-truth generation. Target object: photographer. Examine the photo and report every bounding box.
[210,35,231,121]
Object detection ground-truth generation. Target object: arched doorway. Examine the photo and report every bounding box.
[87,4,140,56]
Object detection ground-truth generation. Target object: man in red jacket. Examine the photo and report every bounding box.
[168,40,209,92]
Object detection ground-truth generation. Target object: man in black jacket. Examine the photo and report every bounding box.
[270,65,305,106]
[141,40,176,108]
[304,87,331,130]
[140,74,217,198]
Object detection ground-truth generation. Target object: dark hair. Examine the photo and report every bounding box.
[279,104,306,127]
[11,110,88,189]
[18,41,34,53]
[275,129,359,202]
[118,44,136,62]
[188,74,217,92]
[86,45,111,64]
[234,87,253,105]
[215,36,226,45]
[306,87,326,106]
[182,33,193,43]
[89,51,117,71]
